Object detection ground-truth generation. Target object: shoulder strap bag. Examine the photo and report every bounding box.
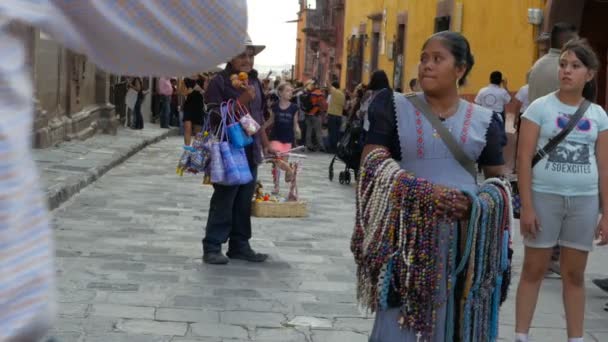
[531,99,590,166]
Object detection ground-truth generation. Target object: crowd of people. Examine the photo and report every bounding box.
[1,0,607,340]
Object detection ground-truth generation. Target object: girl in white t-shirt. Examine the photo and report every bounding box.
[515,39,608,342]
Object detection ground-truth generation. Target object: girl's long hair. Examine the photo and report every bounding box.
[561,39,600,102]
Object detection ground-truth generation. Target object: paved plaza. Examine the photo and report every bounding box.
[47,136,608,341]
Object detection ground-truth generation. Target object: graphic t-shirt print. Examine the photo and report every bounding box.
[546,112,593,174]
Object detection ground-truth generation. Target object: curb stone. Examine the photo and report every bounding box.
[45,128,178,210]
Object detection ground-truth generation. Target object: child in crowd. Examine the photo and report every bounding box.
[265,82,300,194]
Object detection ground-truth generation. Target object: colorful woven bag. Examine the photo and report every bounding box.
[234,100,260,136]
[224,100,253,148]
[231,144,252,184]
[209,119,226,183]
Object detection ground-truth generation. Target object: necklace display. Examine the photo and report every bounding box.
[353,149,513,341]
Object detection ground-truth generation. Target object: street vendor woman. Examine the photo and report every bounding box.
[353,31,512,341]
[202,36,278,265]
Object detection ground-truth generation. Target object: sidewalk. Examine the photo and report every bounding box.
[33,127,178,210]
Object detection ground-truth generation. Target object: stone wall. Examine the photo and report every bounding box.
[9,22,118,148]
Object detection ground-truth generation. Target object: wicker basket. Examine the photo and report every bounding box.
[251,200,308,218]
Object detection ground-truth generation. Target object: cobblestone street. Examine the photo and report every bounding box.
[49,137,608,342]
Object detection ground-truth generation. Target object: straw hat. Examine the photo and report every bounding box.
[244,34,265,56]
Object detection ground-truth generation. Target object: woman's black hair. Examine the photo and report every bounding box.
[423,31,475,87]
[368,70,391,91]
[184,77,196,89]
[561,38,600,101]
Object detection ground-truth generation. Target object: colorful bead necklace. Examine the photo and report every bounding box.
[353,148,513,341]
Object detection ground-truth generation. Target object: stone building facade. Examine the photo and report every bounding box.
[294,0,345,86]
[9,22,120,149]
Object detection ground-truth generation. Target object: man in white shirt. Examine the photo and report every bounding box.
[0,1,248,340]
[475,71,512,126]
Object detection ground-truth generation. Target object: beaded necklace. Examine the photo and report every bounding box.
[353,149,513,341]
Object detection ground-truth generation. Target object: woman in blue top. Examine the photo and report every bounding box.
[266,82,299,194]
[360,31,506,341]
[515,39,608,342]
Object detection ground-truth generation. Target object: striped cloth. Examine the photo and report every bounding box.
[0,1,247,340]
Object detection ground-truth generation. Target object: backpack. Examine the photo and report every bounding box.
[299,92,313,112]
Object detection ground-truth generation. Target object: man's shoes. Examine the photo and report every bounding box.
[604,302,608,312]
[547,260,561,276]
[203,252,229,265]
[592,278,608,293]
[227,248,268,262]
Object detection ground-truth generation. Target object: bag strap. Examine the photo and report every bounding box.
[234,100,249,119]
[405,93,477,181]
[531,99,591,167]
[218,102,229,140]
[225,99,237,124]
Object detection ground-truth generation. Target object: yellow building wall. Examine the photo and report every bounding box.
[295,9,308,81]
[340,0,381,88]
[340,0,544,94]
[402,1,437,88]
[458,0,544,95]
[340,0,442,90]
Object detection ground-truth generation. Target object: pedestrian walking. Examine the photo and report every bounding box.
[266,82,300,194]
[129,77,145,130]
[182,77,206,145]
[327,81,346,153]
[513,76,530,171]
[293,81,307,146]
[475,71,512,126]
[158,76,173,128]
[202,37,278,265]
[0,1,248,340]
[362,70,390,133]
[527,22,578,275]
[529,23,578,103]
[302,80,327,152]
[170,78,180,127]
[358,31,507,341]
[515,39,608,342]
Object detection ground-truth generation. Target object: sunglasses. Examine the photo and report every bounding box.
[557,115,591,132]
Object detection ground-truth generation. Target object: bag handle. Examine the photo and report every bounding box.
[405,93,477,181]
[224,99,237,124]
[531,99,591,167]
[218,102,229,140]
[234,100,250,119]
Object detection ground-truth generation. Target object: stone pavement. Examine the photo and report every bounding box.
[47,137,608,341]
[33,127,177,210]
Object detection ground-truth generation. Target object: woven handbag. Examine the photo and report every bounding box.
[234,100,260,136]
[231,144,252,184]
[224,100,253,148]
[209,119,226,184]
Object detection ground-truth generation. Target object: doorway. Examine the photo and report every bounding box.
[579,0,608,108]
[370,31,380,75]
